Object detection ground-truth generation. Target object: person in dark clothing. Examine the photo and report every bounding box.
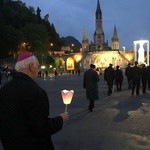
[104,63,115,95]
[0,71,2,84]
[125,63,132,89]
[0,52,69,150]
[76,68,81,76]
[141,64,148,93]
[131,61,141,95]
[147,65,150,90]
[115,65,123,91]
[38,70,42,78]
[83,64,99,112]
[54,70,58,79]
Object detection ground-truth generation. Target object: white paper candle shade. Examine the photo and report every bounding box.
[61,90,74,112]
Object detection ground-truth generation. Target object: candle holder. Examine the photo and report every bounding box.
[61,89,74,112]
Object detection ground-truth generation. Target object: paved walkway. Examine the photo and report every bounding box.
[0,74,150,150]
[52,90,150,150]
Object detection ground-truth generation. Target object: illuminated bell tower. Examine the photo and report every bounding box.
[94,0,105,50]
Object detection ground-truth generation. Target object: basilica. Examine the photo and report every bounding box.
[56,0,134,72]
[80,0,134,70]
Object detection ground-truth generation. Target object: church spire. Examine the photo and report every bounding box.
[83,27,87,41]
[111,25,119,50]
[82,27,89,52]
[93,0,106,51]
[112,25,118,39]
[96,0,102,19]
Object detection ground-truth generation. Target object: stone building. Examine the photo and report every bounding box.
[56,0,134,72]
[81,0,134,70]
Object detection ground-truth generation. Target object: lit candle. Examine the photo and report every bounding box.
[61,89,74,112]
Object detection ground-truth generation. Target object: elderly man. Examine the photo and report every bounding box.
[0,52,69,150]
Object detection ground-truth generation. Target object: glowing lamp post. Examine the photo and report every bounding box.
[61,90,74,112]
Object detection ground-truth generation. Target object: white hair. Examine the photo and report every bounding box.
[15,55,38,71]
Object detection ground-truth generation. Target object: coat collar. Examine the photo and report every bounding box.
[13,72,36,83]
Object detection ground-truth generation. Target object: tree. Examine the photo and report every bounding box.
[0,25,23,58]
[0,0,61,59]
[45,55,55,66]
[21,23,50,54]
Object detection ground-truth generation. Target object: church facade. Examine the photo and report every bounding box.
[81,0,134,70]
[55,0,134,72]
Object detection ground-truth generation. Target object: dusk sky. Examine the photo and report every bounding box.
[21,0,150,50]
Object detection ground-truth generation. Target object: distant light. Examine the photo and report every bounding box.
[41,65,45,69]
[74,54,82,62]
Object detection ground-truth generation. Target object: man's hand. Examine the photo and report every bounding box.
[60,112,69,122]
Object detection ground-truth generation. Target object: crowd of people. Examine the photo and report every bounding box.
[104,61,150,96]
[103,61,150,96]
[125,62,150,95]
[83,62,150,113]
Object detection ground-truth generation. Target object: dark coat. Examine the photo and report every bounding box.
[125,66,132,79]
[0,71,2,84]
[0,72,63,150]
[141,66,148,80]
[147,66,150,78]
[104,66,115,86]
[115,68,123,83]
[131,66,141,81]
[83,68,99,100]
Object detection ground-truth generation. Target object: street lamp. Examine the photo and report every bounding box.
[70,43,74,53]
[123,46,125,53]
[50,43,53,56]
[18,42,28,52]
